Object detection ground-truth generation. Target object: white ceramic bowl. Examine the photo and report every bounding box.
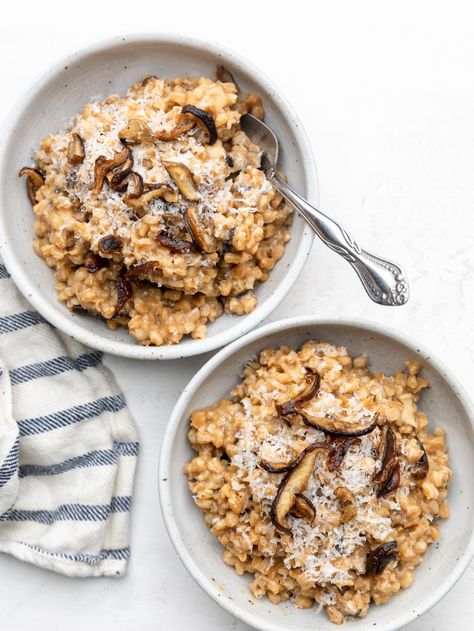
[0,34,315,360]
[159,316,474,631]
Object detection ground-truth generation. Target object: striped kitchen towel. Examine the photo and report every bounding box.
[0,258,139,577]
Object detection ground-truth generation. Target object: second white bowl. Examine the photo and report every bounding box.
[159,316,474,631]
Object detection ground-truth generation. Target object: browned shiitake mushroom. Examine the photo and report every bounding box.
[365,541,398,575]
[114,276,132,316]
[155,117,195,141]
[119,117,195,144]
[259,434,329,474]
[181,105,218,145]
[412,439,429,479]
[277,371,377,437]
[122,172,144,202]
[374,426,397,476]
[83,252,107,273]
[118,119,155,144]
[270,442,331,533]
[335,486,356,523]
[301,411,378,438]
[216,65,239,89]
[183,206,217,254]
[163,162,200,201]
[143,181,178,194]
[326,436,361,471]
[276,371,321,417]
[118,106,216,145]
[373,426,400,497]
[259,458,295,474]
[67,133,85,165]
[98,235,123,254]
[124,261,159,278]
[377,460,400,497]
[107,152,134,190]
[156,234,198,254]
[124,185,178,212]
[93,145,131,195]
[18,167,45,204]
[290,494,316,522]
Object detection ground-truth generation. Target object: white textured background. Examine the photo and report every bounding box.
[0,1,473,629]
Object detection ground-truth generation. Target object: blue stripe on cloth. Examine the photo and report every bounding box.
[19,441,139,477]
[22,543,130,565]
[116,441,140,457]
[10,351,103,386]
[0,496,132,524]
[0,264,10,279]
[0,311,46,334]
[0,437,20,489]
[17,394,126,437]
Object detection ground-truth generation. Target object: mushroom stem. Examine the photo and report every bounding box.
[18,167,45,204]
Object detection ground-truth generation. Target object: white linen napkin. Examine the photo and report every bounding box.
[0,258,139,577]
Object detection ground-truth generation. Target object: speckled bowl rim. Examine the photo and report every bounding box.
[159,315,474,631]
[0,33,316,360]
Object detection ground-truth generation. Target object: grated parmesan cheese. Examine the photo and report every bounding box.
[229,345,403,590]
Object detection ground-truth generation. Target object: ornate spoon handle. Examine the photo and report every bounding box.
[267,169,409,306]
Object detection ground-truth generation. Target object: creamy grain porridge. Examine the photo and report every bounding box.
[185,341,451,624]
[20,69,292,345]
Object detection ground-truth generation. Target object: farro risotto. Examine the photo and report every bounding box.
[19,69,292,346]
[185,340,451,625]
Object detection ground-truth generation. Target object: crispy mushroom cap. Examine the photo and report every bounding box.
[270,442,330,533]
[373,426,397,483]
[83,252,107,273]
[301,412,378,438]
[164,162,200,201]
[377,460,400,497]
[124,261,159,278]
[183,206,217,254]
[373,426,400,496]
[290,494,316,522]
[276,371,376,436]
[326,436,361,471]
[67,133,85,165]
[155,117,195,141]
[98,235,123,254]
[156,234,198,254]
[108,153,134,189]
[259,459,295,474]
[119,119,154,144]
[114,276,132,316]
[18,167,45,204]
[216,65,239,90]
[366,541,398,575]
[181,105,217,145]
[276,371,321,417]
[122,172,144,202]
[93,145,131,195]
[124,185,178,213]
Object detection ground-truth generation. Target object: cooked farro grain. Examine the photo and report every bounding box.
[24,74,292,345]
[185,341,451,624]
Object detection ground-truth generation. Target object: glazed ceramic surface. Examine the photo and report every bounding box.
[160,316,474,631]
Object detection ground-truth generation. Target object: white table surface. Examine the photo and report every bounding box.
[1,1,473,629]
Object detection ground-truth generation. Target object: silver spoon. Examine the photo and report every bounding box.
[241,114,409,306]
